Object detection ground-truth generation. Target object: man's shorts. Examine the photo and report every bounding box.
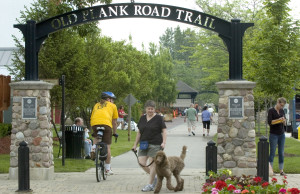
[187,119,196,128]
[117,118,124,122]
[203,121,210,129]
[92,125,112,145]
[138,144,162,158]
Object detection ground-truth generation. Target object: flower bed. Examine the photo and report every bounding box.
[202,169,300,194]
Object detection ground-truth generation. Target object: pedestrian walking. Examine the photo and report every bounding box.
[184,103,198,136]
[201,106,212,136]
[132,100,167,192]
[117,105,127,130]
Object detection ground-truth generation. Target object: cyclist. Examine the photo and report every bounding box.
[90,91,118,175]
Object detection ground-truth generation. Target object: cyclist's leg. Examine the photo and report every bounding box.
[102,126,113,172]
[105,144,111,166]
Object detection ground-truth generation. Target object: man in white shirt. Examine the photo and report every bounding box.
[208,106,214,115]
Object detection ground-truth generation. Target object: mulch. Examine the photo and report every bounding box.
[0,136,11,154]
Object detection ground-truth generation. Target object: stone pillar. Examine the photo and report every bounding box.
[9,81,54,180]
[216,80,256,176]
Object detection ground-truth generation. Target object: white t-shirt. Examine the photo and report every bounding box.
[208,108,214,113]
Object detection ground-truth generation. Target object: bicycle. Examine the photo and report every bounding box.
[95,126,118,182]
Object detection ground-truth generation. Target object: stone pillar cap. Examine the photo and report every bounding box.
[216,80,256,89]
[10,80,54,90]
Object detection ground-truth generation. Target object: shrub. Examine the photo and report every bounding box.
[0,123,12,138]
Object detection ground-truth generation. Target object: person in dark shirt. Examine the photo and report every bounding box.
[268,97,287,176]
[132,100,167,192]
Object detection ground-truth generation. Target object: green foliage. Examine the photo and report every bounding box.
[196,0,263,22]
[244,0,300,101]
[0,124,12,138]
[148,43,177,106]
[159,26,225,106]
[131,102,143,122]
[9,0,177,126]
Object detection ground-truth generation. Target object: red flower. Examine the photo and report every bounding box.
[227,185,236,191]
[215,180,227,190]
[283,179,288,184]
[253,176,262,183]
[288,188,300,194]
[262,182,269,188]
[271,177,277,183]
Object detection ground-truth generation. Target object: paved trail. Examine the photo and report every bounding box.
[0,116,299,193]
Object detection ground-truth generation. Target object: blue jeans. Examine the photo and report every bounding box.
[269,133,285,170]
[84,140,92,156]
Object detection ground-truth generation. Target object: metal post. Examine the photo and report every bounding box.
[257,100,261,136]
[257,136,269,182]
[206,140,217,176]
[25,20,38,81]
[17,141,32,192]
[59,75,65,166]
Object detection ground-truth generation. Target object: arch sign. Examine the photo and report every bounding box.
[14,3,253,81]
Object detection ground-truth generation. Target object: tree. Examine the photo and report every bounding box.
[244,0,300,101]
[148,43,177,107]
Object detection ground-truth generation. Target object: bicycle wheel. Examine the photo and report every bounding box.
[101,161,107,180]
[95,146,101,182]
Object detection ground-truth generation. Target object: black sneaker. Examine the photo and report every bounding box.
[192,131,195,136]
[85,155,91,159]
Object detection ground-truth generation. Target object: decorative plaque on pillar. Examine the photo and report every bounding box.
[229,96,243,119]
[22,97,37,119]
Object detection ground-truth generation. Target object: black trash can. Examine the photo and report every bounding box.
[65,125,84,159]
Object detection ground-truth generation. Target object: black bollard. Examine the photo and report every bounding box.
[17,141,32,192]
[206,140,217,176]
[257,136,269,182]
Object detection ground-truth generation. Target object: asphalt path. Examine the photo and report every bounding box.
[110,116,217,170]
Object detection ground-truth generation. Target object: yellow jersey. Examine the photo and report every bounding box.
[90,101,118,128]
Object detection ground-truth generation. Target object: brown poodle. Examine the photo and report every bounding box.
[154,146,187,193]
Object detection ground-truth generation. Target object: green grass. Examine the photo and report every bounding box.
[0,129,136,173]
[272,137,300,173]
[0,154,10,173]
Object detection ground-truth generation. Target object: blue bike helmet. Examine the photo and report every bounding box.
[101,91,116,99]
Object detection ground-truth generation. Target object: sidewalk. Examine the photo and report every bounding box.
[0,117,299,193]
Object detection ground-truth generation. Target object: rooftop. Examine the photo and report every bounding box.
[176,80,198,94]
[0,47,18,76]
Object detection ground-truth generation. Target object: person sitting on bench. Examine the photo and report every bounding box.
[74,117,92,159]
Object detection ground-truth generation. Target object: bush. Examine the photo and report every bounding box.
[0,123,12,138]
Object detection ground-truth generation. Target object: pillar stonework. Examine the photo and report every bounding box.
[9,81,54,180]
[216,80,256,176]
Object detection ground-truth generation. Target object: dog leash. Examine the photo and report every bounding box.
[131,148,163,168]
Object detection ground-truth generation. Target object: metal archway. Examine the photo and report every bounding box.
[14,3,253,81]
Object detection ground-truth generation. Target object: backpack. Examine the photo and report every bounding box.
[98,142,108,161]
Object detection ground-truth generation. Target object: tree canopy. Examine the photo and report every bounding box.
[9,0,177,125]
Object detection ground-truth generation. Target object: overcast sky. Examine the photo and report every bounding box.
[1,0,300,51]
